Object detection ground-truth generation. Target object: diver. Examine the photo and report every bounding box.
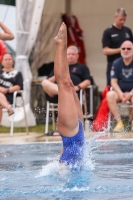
[54,22,85,171]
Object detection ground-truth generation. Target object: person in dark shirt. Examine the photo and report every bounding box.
[42,45,91,102]
[106,41,133,132]
[102,7,133,85]
[0,53,23,123]
[42,45,91,135]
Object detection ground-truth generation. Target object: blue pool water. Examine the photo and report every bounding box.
[0,139,133,200]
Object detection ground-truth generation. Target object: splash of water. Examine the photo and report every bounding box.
[35,132,105,178]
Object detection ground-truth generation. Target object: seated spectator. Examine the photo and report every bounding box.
[42,45,91,103]
[0,53,23,124]
[106,40,133,132]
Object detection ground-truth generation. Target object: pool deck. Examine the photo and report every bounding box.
[0,131,133,144]
[0,132,94,144]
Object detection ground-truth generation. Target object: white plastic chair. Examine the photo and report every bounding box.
[45,93,83,134]
[45,101,58,134]
[2,90,29,136]
[80,85,94,120]
[45,85,94,134]
[107,101,133,132]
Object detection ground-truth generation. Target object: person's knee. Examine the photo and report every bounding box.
[42,79,47,87]
[106,91,117,103]
[42,79,50,90]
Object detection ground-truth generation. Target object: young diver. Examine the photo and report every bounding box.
[54,23,85,171]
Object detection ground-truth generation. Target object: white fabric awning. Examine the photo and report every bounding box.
[15,0,45,104]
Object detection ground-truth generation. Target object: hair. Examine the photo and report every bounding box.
[2,52,14,61]
[67,45,79,53]
[121,40,133,49]
[115,8,127,17]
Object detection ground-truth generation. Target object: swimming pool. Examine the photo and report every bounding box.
[0,140,133,200]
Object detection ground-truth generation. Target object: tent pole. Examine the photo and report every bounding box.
[65,0,71,14]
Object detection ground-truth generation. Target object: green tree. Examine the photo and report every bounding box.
[0,0,15,6]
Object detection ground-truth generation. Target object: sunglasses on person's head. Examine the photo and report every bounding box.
[121,47,131,50]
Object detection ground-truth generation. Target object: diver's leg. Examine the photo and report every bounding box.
[54,23,79,137]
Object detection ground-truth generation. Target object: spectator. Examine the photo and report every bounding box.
[0,21,14,40]
[0,53,23,123]
[102,7,133,86]
[106,40,133,132]
[42,45,91,135]
[42,45,91,103]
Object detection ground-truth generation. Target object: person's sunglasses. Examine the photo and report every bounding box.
[121,47,131,50]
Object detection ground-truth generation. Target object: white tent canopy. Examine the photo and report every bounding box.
[14,0,66,126]
[16,0,45,103]
[14,0,45,126]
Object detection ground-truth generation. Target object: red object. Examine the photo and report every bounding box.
[92,86,110,131]
[62,14,86,64]
[0,40,7,62]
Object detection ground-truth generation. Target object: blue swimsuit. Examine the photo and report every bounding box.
[59,118,85,171]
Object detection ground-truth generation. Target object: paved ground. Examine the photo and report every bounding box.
[0,132,63,144]
[0,131,98,144]
[0,131,133,144]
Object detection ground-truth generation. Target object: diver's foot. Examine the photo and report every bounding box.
[54,22,67,45]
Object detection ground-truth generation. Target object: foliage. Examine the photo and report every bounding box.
[0,123,53,133]
[0,0,15,6]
